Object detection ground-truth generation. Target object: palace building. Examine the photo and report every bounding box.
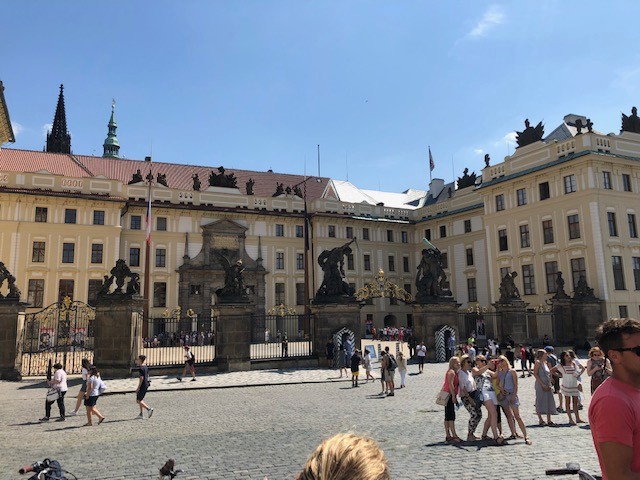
[1,83,640,340]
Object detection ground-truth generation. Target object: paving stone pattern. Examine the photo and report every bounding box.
[1,362,601,479]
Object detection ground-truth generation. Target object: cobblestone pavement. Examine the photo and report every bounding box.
[1,362,601,479]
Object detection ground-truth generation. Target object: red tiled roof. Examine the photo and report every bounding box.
[0,149,329,200]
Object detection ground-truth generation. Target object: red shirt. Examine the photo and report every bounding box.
[589,376,640,479]
[442,370,459,394]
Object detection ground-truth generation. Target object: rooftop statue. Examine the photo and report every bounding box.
[621,107,640,134]
[192,173,201,191]
[246,178,255,195]
[484,154,490,168]
[457,168,477,189]
[273,182,284,197]
[316,239,356,299]
[208,166,238,188]
[516,119,544,148]
[128,169,143,184]
[157,172,168,187]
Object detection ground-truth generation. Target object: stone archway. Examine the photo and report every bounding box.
[383,314,397,327]
[333,326,355,360]
[434,324,457,362]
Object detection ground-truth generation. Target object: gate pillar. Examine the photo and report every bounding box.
[311,303,361,367]
[0,299,26,381]
[93,296,143,378]
[494,300,528,344]
[216,304,253,372]
[411,302,460,362]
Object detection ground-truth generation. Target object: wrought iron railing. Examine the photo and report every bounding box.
[251,314,313,359]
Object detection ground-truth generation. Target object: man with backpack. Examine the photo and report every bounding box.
[178,345,196,382]
[383,346,396,397]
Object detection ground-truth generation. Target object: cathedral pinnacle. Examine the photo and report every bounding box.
[45,84,71,154]
[102,99,120,158]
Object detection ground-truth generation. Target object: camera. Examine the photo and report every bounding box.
[19,459,66,480]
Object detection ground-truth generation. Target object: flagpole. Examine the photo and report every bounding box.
[142,157,153,335]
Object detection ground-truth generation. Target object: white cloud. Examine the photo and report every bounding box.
[493,131,517,147]
[474,148,484,155]
[10,121,23,137]
[468,5,505,38]
[42,123,52,138]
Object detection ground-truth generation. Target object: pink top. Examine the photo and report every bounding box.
[442,370,459,394]
[589,376,640,479]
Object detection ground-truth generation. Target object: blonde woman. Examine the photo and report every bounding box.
[443,356,462,443]
[296,433,390,480]
[397,351,407,388]
[497,355,531,445]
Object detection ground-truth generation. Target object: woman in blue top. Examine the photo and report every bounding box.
[83,366,105,426]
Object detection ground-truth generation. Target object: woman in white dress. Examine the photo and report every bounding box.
[551,351,585,424]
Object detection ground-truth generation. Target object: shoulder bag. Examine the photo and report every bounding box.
[435,390,451,406]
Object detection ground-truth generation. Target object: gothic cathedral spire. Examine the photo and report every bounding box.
[102,100,120,158]
[45,84,71,154]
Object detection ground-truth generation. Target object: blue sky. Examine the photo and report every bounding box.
[3,1,640,192]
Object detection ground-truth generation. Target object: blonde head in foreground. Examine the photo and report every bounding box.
[296,433,390,480]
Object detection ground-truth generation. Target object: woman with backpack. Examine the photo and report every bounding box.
[83,365,105,426]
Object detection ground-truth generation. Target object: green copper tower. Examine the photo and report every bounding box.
[102,100,120,158]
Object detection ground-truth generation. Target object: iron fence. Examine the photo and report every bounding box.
[251,314,313,359]
[140,316,216,367]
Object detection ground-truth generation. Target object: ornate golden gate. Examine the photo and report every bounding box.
[20,297,95,376]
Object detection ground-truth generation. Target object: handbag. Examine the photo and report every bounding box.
[46,387,60,402]
[435,390,451,406]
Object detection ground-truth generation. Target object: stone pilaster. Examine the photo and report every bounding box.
[494,300,528,344]
[0,300,27,380]
[93,296,143,378]
[311,302,361,367]
[570,299,606,344]
[550,298,573,344]
[411,302,461,362]
[216,304,253,372]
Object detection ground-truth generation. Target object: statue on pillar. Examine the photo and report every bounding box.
[498,271,521,303]
[573,275,596,300]
[0,262,21,299]
[553,271,569,299]
[214,251,247,300]
[316,239,356,298]
[414,245,451,302]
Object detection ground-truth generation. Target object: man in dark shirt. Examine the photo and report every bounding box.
[136,355,154,419]
[351,349,362,387]
[325,339,335,368]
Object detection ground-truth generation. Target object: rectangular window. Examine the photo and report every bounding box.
[346,226,354,239]
[362,228,370,241]
[603,171,612,189]
[543,220,554,244]
[633,257,640,290]
[519,224,530,248]
[275,224,284,237]
[130,215,141,230]
[155,248,166,268]
[363,254,371,271]
[567,214,581,240]
[608,212,618,237]
[387,230,394,242]
[498,229,508,251]
[466,248,474,266]
[153,282,167,307]
[629,214,638,238]
[87,279,102,304]
[328,225,336,238]
[539,182,550,200]
[403,256,410,273]
[467,278,477,302]
[64,208,77,224]
[28,279,44,308]
[564,174,577,194]
[516,188,527,206]
[388,255,395,272]
[32,241,46,262]
[129,247,141,267]
[93,210,105,225]
[275,283,285,305]
[570,258,586,292]
[156,217,167,231]
[620,305,629,318]
[612,256,625,290]
[464,220,471,233]
[296,253,304,270]
[545,261,558,294]
[346,253,354,270]
[295,283,305,306]
[425,229,431,241]
[623,174,632,192]
[35,207,48,223]
[441,252,448,269]
[58,279,74,303]
[62,243,75,263]
[295,225,303,238]
[401,231,408,243]
[439,225,447,238]
[522,264,536,295]
[91,243,103,264]
[276,252,285,270]
[495,194,505,211]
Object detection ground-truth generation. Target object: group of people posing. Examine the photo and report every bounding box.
[440,343,612,446]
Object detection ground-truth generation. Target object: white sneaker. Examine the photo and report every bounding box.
[68,411,77,416]
[147,408,154,418]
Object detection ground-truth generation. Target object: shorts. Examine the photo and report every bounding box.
[501,392,520,408]
[418,356,425,365]
[351,371,359,377]
[84,395,99,407]
[383,369,395,382]
[79,379,87,393]
[482,390,498,405]
[136,388,148,402]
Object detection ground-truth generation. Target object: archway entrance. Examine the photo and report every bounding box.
[333,326,355,360]
[434,324,457,362]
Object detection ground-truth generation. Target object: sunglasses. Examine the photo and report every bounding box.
[612,346,640,357]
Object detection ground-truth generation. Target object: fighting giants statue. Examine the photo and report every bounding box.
[0,262,21,299]
[414,242,451,303]
[97,259,140,297]
[315,239,356,301]
[498,271,521,303]
[214,251,248,302]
